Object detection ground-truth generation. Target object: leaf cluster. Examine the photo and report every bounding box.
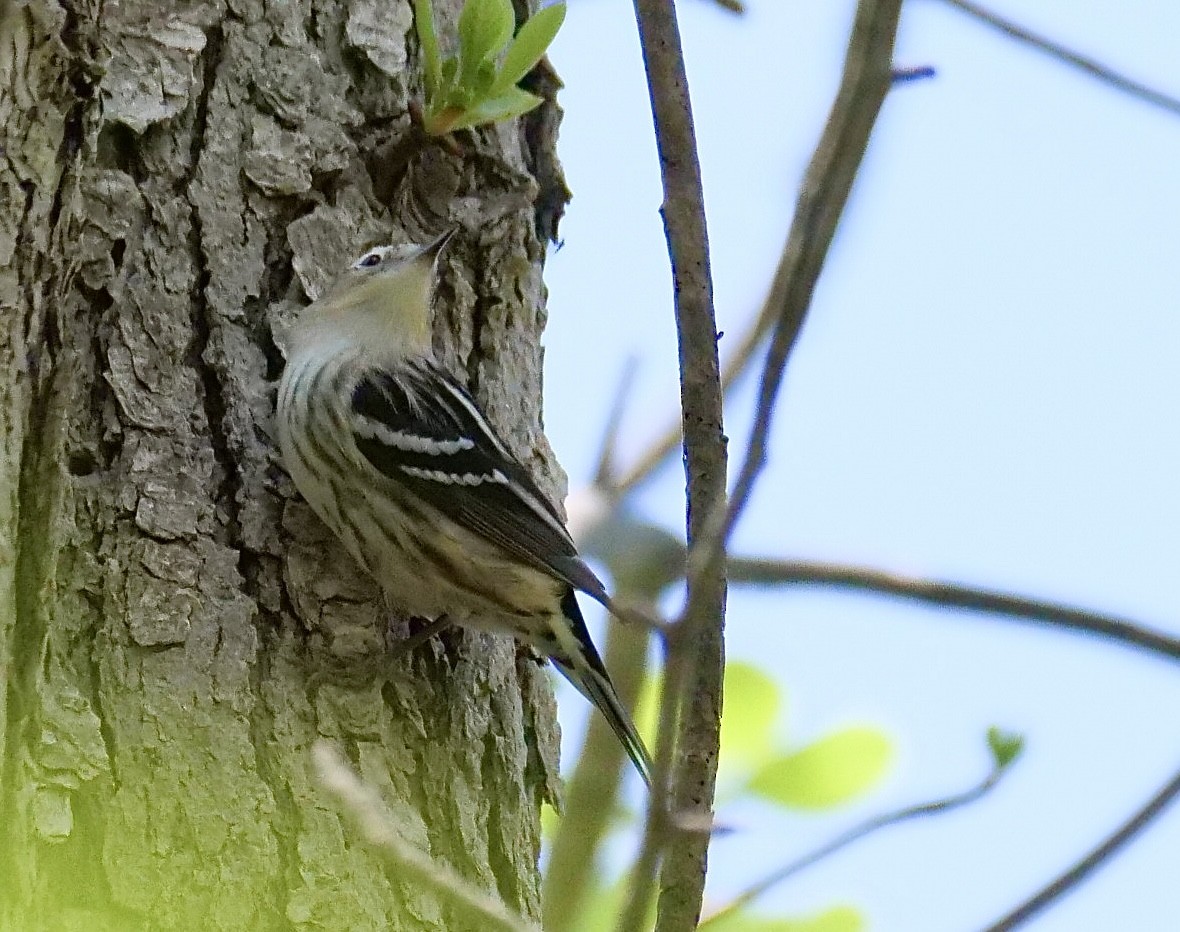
[413,0,566,136]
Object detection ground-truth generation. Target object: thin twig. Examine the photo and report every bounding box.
[593,356,639,488]
[625,1,908,928]
[726,557,1180,661]
[614,67,935,497]
[712,0,902,555]
[614,272,779,494]
[942,0,1180,117]
[892,64,937,83]
[982,764,1180,931]
[312,742,538,932]
[678,0,906,632]
[618,0,726,929]
[617,0,1180,493]
[700,762,1010,927]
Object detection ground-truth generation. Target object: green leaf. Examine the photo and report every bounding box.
[540,801,559,839]
[448,86,544,131]
[705,905,864,932]
[412,0,442,102]
[634,673,661,753]
[439,56,460,99]
[492,1,566,94]
[719,662,782,771]
[458,0,515,88]
[749,726,892,809]
[568,875,653,932]
[473,59,498,97]
[986,727,1025,770]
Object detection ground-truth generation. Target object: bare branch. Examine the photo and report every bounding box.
[312,742,539,932]
[942,0,1180,117]
[617,0,726,928]
[615,29,936,498]
[713,0,902,560]
[622,1,905,928]
[727,557,1180,661]
[982,765,1180,931]
[700,757,1012,927]
[593,356,640,488]
[576,490,1180,662]
[614,265,778,494]
[892,64,937,83]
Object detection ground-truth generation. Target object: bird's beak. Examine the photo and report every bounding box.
[417,227,457,265]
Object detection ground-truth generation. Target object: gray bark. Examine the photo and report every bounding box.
[0,0,569,927]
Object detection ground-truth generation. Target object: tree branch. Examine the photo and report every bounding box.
[313,742,539,932]
[618,0,726,929]
[700,756,1013,927]
[615,15,936,497]
[715,0,902,553]
[727,557,1180,662]
[621,1,905,928]
[593,356,640,488]
[982,764,1180,931]
[942,0,1180,117]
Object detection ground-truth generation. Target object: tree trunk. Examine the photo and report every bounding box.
[0,0,568,927]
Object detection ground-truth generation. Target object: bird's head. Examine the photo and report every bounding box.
[297,230,454,356]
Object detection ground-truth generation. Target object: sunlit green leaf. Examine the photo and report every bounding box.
[541,801,559,839]
[749,727,892,809]
[448,87,543,130]
[705,905,864,932]
[720,661,782,771]
[634,672,661,753]
[492,1,566,94]
[636,661,783,789]
[986,726,1025,770]
[458,0,515,87]
[567,875,654,932]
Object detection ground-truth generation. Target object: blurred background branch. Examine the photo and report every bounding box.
[701,731,1021,928]
[941,0,1180,116]
[982,763,1180,931]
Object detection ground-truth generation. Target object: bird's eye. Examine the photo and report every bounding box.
[356,252,382,269]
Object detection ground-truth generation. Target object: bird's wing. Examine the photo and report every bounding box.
[348,360,609,603]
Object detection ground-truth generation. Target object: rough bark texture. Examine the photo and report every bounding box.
[0,0,570,927]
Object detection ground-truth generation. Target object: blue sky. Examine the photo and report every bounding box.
[540,1,1180,930]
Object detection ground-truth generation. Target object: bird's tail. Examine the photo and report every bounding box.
[551,589,653,787]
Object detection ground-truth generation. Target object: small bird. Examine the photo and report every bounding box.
[276,232,652,785]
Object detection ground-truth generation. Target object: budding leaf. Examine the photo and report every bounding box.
[449,87,544,130]
[459,0,515,87]
[986,727,1025,770]
[493,1,566,94]
[418,0,567,136]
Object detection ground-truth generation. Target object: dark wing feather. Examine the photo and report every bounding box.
[349,361,608,603]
